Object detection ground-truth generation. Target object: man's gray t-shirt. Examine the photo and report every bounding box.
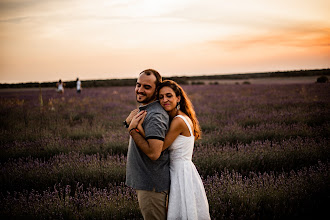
[126,101,170,192]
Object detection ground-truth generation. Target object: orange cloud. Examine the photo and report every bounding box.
[209,26,330,50]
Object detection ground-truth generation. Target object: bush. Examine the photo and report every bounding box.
[316,75,328,83]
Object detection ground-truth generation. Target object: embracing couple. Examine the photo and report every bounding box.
[125,69,210,220]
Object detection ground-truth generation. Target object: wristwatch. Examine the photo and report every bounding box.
[123,120,129,128]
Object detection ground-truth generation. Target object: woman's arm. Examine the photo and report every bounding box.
[135,111,146,138]
[161,117,183,151]
[128,112,184,158]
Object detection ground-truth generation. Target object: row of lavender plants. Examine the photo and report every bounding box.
[1,138,328,193]
[1,162,328,219]
[1,83,329,219]
[1,85,329,160]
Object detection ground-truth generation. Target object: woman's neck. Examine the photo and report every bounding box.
[168,109,180,119]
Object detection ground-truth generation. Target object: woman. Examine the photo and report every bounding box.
[56,79,64,94]
[128,80,210,220]
[76,78,82,93]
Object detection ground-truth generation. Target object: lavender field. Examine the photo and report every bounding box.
[0,82,329,219]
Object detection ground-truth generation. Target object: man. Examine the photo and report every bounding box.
[124,69,170,220]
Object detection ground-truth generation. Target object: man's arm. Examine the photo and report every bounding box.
[130,129,164,161]
[128,110,168,161]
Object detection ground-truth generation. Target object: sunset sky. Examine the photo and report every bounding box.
[0,0,329,83]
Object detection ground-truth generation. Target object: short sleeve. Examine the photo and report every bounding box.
[144,112,168,141]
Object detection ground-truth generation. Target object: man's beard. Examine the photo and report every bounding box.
[136,92,156,104]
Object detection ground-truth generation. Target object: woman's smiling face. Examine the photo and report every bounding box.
[158,86,180,112]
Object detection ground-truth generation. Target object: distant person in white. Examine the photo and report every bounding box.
[56,79,64,94]
[76,78,81,93]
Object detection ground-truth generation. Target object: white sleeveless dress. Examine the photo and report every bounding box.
[167,115,211,220]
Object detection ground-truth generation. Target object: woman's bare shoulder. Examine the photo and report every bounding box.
[171,115,188,128]
[171,116,184,125]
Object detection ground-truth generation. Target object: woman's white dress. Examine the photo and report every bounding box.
[57,83,63,92]
[167,115,211,220]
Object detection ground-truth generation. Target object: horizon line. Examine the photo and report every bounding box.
[1,68,329,85]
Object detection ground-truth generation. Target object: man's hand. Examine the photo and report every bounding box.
[128,111,147,131]
[126,108,139,125]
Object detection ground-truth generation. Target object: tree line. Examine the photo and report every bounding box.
[1,69,329,89]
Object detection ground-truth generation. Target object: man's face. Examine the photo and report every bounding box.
[135,73,157,104]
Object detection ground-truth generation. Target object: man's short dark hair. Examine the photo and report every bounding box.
[139,69,162,88]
